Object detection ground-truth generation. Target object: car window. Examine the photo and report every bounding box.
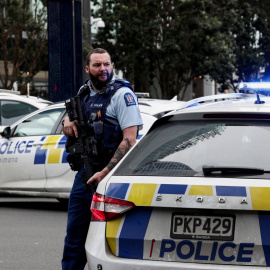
[114,119,270,177]
[13,108,64,137]
[0,100,37,125]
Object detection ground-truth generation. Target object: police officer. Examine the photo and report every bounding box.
[61,48,143,270]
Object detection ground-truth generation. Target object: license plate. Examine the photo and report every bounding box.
[170,213,235,241]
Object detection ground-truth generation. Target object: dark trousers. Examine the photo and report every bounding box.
[62,167,93,270]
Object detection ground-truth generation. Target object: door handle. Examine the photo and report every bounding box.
[32,142,45,147]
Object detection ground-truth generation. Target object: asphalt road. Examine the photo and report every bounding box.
[0,196,71,270]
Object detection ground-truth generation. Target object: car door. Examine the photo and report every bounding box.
[0,107,64,191]
[44,112,76,193]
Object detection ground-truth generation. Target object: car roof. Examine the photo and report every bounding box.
[0,93,52,108]
[31,101,65,111]
[138,98,185,118]
[29,98,185,119]
[166,93,270,117]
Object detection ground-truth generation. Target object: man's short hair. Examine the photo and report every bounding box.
[86,48,111,66]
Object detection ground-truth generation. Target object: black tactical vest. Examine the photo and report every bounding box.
[81,79,134,166]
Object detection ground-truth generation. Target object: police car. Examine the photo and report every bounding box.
[0,99,174,200]
[85,82,270,269]
[138,97,185,119]
[0,91,51,132]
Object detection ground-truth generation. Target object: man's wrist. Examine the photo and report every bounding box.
[103,167,110,175]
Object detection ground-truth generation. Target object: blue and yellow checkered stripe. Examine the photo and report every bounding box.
[105,182,270,259]
[34,135,68,164]
[106,183,270,210]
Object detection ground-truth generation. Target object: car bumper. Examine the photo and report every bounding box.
[85,222,264,270]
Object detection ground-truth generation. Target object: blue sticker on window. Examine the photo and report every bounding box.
[124,93,136,106]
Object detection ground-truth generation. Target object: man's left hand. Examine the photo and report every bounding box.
[86,126,137,186]
[87,168,110,186]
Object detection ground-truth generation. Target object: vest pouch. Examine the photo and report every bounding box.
[66,153,82,171]
[103,122,122,150]
[93,122,103,141]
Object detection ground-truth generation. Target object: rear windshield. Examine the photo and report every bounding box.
[114,120,270,177]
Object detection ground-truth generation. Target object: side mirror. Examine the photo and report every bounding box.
[1,126,11,139]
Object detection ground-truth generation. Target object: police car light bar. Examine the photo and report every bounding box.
[239,82,270,96]
[179,93,247,110]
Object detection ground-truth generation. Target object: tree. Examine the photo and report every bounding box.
[257,0,270,81]
[92,0,270,98]
[92,0,240,99]
[212,0,267,92]
[0,0,47,93]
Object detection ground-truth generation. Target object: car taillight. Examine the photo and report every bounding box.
[91,192,135,221]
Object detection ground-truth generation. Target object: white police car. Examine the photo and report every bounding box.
[0,91,51,132]
[0,101,162,200]
[86,82,270,269]
[138,96,185,119]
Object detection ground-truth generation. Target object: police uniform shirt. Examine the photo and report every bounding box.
[86,79,143,130]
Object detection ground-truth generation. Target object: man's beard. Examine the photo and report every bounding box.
[89,70,114,90]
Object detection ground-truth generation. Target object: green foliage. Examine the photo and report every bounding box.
[92,0,270,99]
[218,0,266,91]
[258,0,270,81]
[0,0,47,93]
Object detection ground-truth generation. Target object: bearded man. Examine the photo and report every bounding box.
[61,48,143,270]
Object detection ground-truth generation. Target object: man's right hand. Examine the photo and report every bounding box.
[62,116,79,138]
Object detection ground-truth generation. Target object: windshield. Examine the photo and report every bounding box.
[114,119,270,177]
[13,108,64,137]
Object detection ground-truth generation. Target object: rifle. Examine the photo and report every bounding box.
[64,87,98,194]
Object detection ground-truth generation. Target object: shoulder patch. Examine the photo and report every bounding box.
[124,93,136,106]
